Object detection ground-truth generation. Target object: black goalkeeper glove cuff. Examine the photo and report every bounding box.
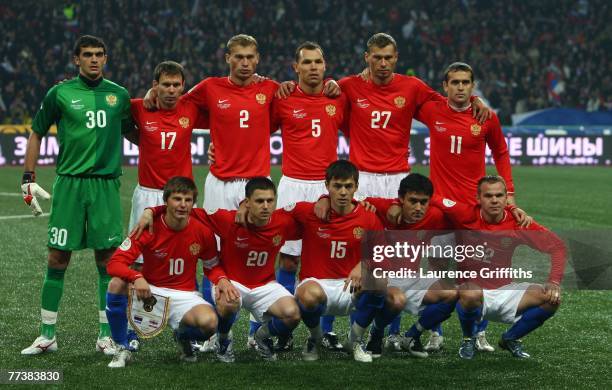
[22,171,35,184]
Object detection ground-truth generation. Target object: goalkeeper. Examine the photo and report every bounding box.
[20,35,132,356]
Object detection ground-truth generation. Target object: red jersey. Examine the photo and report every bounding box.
[130,99,206,189]
[271,87,348,180]
[339,74,444,173]
[437,199,566,289]
[107,215,218,291]
[418,100,514,204]
[185,77,278,179]
[194,209,301,288]
[288,201,383,280]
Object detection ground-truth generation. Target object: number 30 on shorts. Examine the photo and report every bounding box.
[49,227,68,246]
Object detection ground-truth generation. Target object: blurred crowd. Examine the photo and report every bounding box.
[1,0,610,125]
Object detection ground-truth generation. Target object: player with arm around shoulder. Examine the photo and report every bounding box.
[289,161,384,363]
[104,177,220,367]
[363,174,459,358]
[439,176,565,359]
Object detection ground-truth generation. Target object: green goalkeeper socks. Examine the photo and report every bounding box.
[40,267,66,339]
[97,264,111,338]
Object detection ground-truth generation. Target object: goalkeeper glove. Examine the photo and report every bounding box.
[21,171,51,216]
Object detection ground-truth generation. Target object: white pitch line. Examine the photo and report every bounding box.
[0,192,21,197]
[0,213,50,220]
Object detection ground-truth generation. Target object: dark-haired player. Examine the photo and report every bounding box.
[21,35,131,356]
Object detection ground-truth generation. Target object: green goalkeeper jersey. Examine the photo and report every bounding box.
[32,76,131,178]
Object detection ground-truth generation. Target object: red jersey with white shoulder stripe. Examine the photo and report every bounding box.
[185,77,278,179]
[435,198,566,288]
[106,215,218,291]
[339,74,444,173]
[130,99,207,189]
[271,87,347,180]
[190,208,301,288]
[288,201,384,280]
[418,100,514,204]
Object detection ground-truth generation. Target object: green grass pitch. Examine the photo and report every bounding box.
[0,165,611,389]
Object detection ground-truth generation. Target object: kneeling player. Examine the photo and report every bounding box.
[105,177,219,367]
[439,176,565,359]
[291,161,384,362]
[364,174,458,358]
[140,178,302,362]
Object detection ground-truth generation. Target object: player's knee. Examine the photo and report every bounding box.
[280,300,301,324]
[439,288,459,304]
[387,288,406,312]
[107,277,128,294]
[296,282,325,309]
[197,311,218,334]
[279,254,299,272]
[216,300,240,318]
[458,290,482,310]
[47,249,71,269]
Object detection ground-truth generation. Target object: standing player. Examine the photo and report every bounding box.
[271,41,348,350]
[290,160,384,362]
[105,177,220,367]
[436,176,565,359]
[417,62,517,352]
[21,35,131,356]
[128,61,207,244]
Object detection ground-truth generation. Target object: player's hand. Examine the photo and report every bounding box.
[216,278,240,303]
[314,197,331,221]
[143,88,159,110]
[322,79,341,98]
[358,67,371,81]
[130,209,154,239]
[275,81,296,99]
[344,264,362,294]
[471,97,492,124]
[234,200,248,227]
[544,282,561,305]
[386,204,402,225]
[133,277,152,300]
[511,207,532,228]
[252,73,268,83]
[359,200,376,213]
[21,172,50,216]
[207,142,216,165]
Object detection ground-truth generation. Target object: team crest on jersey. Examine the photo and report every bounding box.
[272,234,283,247]
[106,94,117,107]
[470,124,481,136]
[179,117,190,128]
[119,238,132,251]
[256,93,267,105]
[394,96,406,108]
[500,237,513,249]
[325,104,336,117]
[189,243,201,255]
[442,198,456,208]
[353,227,364,239]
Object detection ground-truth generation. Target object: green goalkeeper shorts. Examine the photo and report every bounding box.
[47,175,123,251]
